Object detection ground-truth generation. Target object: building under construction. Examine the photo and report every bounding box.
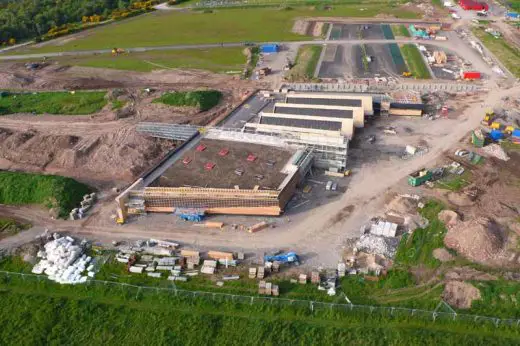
[116,129,313,222]
[245,91,373,170]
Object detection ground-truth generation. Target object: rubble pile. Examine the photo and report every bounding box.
[481,144,510,161]
[355,234,399,259]
[32,234,94,284]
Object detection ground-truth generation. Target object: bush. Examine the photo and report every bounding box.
[153,90,222,111]
[0,172,91,218]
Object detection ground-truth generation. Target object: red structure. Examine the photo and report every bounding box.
[461,71,481,80]
[246,154,257,162]
[218,148,229,156]
[458,0,488,11]
[204,162,216,170]
[182,157,192,165]
[196,144,207,152]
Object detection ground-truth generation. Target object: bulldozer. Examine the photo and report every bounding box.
[112,47,125,56]
[481,109,494,126]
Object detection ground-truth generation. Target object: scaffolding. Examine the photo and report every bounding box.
[136,122,201,141]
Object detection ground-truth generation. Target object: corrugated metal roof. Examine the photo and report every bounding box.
[260,116,342,131]
[286,96,362,108]
[274,106,353,119]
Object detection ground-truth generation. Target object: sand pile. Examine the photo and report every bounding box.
[444,217,504,264]
[386,195,418,215]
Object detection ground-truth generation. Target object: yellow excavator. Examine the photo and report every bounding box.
[481,109,494,126]
[402,71,412,77]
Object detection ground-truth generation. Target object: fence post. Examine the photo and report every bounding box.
[432,312,438,322]
[250,297,254,306]
[135,287,141,300]
[310,301,314,312]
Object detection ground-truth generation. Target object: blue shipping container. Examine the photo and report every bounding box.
[260,44,279,53]
[490,129,504,141]
[506,12,519,19]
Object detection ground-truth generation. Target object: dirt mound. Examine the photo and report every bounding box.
[0,126,175,185]
[385,195,418,215]
[447,191,475,207]
[445,267,497,281]
[433,248,454,262]
[438,210,460,227]
[444,217,504,264]
[442,281,481,309]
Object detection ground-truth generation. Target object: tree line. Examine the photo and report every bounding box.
[0,0,154,45]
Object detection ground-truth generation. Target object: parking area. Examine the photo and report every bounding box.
[318,43,405,79]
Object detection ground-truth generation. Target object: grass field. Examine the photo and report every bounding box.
[473,28,520,78]
[392,24,411,37]
[1,273,520,345]
[153,90,222,111]
[49,48,246,73]
[0,172,91,218]
[400,43,431,79]
[18,6,419,54]
[285,45,322,82]
[0,91,107,115]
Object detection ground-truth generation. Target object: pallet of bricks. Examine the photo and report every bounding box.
[258,280,279,296]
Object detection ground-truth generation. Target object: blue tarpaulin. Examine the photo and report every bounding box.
[264,252,299,263]
[512,129,520,138]
[260,44,279,53]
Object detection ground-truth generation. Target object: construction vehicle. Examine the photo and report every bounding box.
[116,217,125,225]
[481,110,494,126]
[264,252,299,264]
[402,71,412,77]
[112,48,125,55]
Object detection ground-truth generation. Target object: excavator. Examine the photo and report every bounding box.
[481,109,494,126]
[402,71,412,78]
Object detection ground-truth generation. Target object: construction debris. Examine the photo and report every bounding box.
[481,144,510,161]
[355,234,399,259]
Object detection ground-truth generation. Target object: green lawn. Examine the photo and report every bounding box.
[17,6,419,54]
[0,91,107,115]
[51,48,246,73]
[473,27,520,78]
[400,43,431,79]
[1,274,520,345]
[153,90,222,111]
[0,171,91,218]
[392,24,411,37]
[285,45,323,82]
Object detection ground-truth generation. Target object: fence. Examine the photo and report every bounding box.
[1,270,519,328]
[280,82,486,93]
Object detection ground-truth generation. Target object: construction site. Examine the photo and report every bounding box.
[1,3,520,340]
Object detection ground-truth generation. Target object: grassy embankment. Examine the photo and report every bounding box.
[0,218,31,240]
[0,91,106,115]
[400,43,431,79]
[391,24,411,37]
[472,27,520,78]
[285,45,323,82]
[0,172,91,218]
[153,90,222,111]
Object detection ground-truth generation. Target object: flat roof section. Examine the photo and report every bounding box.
[286,96,362,108]
[274,105,353,119]
[260,116,342,131]
[151,139,294,190]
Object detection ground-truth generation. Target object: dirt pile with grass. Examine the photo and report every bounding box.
[442,281,481,309]
[437,210,460,228]
[444,217,504,264]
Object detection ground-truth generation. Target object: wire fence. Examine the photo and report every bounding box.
[1,270,519,328]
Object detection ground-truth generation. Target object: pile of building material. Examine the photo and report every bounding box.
[201,260,217,274]
[32,234,93,284]
[355,234,399,259]
[70,193,97,220]
[481,144,510,161]
[258,281,279,296]
[369,220,398,237]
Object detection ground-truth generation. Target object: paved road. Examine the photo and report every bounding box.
[0,38,464,61]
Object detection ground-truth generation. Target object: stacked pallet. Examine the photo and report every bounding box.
[258,281,279,296]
